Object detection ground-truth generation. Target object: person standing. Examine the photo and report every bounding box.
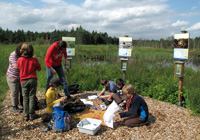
[45,41,70,97]
[17,42,41,121]
[6,44,23,113]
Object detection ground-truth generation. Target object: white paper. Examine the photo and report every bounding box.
[103,101,120,128]
[88,95,98,100]
[80,99,94,105]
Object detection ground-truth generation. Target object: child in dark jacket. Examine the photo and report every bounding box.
[115,84,149,127]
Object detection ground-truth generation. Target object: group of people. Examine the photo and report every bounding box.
[7,40,149,128]
[6,41,71,121]
[98,78,149,127]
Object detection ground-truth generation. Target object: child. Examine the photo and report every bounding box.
[17,42,41,121]
[115,84,149,127]
[111,78,127,106]
[98,78,116,104]
[45,77,67,117]
[7,44,23,113]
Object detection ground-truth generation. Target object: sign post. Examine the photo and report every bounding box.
[173,30,189,106]
[118,36,133,82]
[62,37,76,86]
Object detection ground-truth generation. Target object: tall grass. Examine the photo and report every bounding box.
[0,44,199,114]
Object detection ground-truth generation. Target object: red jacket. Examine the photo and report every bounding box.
[45,41,67,68]
[17,57,41,83]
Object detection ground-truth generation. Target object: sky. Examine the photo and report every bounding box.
[0,0,200,40]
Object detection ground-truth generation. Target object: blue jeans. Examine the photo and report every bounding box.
[45,64,70,96]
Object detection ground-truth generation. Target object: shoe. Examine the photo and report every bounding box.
[22,116,29,122]
[105,100,112,105]
[13,106,22,113]
[30,114,39,121]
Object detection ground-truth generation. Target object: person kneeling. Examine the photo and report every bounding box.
[43,77,67,122]
[115,84,149,127]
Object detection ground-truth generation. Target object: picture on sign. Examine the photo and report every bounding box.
[118,37,133,57]
[65,59,71,69]
[62,37,76,57]
[122,61,127,70]
[175,63,182,76]
[173,33,189,60]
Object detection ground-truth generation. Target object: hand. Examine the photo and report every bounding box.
[51,67,57,75]
[119,103,124,107]
[60,96,67,102]
[115,115,120,120]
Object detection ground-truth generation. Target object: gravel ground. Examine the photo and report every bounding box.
[0,90,199,140]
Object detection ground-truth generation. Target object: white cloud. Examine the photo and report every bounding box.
[40,0,64,4]
[187,22,200,31]
[0,0,199,39]
[172,20,189,27]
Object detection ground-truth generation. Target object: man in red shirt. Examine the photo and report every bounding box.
[45,41,70,97]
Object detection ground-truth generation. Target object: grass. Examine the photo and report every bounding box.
[0,44,199,114]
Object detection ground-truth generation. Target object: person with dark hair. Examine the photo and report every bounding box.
[115,84,149,127]
[6,44,23,113]
[42,77,67,122]
[98,78,117,105]
[17,42,41,121]
[45,41,71,97]
[110,78,127,106]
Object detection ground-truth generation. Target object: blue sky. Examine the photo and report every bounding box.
[0,0,200,40]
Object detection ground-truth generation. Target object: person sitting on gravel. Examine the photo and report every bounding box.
[110,78,126,109]
[43,77,67,122]
[115,84,149,127]
[97,78,117,105]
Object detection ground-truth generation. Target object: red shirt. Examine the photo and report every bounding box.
[45,41,67,68]
[17,57,41,83]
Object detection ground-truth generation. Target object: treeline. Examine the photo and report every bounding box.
[0,26,118,45]
[0,26,200,49]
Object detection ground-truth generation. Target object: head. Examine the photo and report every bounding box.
[49,77,62,87]
[122,84,135,98]
[57,41,67,50]
[20,42,34,58]
[16,43,22,58]
[116,78,124,88]
[101,78,109,87]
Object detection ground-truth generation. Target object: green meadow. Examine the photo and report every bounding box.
[0,44,199,114]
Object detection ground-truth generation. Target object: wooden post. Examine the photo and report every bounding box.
[178,77,183,106]
[123,71,126,83]
[174,61,184,106]
[66,69,69,86]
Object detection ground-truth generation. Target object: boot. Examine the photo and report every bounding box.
[13,106,22,113]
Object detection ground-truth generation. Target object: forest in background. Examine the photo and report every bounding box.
[1,26,200,49]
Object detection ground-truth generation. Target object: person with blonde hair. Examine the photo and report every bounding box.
[17,42,41,121]
[115,84,149,127]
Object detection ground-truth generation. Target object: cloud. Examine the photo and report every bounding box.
[0,0,198,39]
[40,0,64,4]
[172,20,189,27]
[187,22,200,31]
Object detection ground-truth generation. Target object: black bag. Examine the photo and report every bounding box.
[63,96,85,113]
[68,84,79,94]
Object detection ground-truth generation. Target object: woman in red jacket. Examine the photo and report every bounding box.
[45,41,70,97]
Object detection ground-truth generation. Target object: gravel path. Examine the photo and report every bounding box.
[0,90,199,140]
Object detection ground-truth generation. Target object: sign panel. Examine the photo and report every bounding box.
[118,37,133,57]
[62,37,76,57]
[173,33,189,61]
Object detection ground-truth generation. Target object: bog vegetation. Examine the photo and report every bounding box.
[0,43,200,114]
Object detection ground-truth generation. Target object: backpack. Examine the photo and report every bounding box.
[52,103,71,133]
[68,84,79,94]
